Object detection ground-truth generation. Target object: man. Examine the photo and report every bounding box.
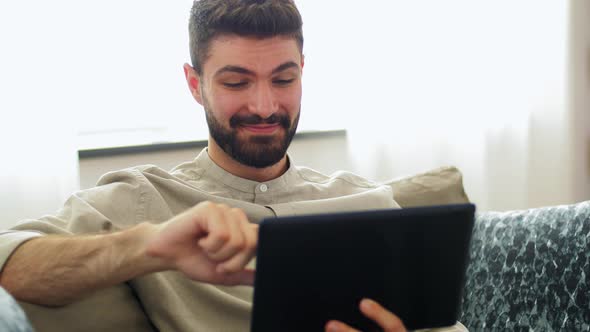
[0,1,466,331]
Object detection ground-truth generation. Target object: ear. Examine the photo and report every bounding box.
[301,54,305,73]
[183,63,204,105]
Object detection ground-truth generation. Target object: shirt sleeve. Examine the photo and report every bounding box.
[0,167,156,272]
[0,231,43,272]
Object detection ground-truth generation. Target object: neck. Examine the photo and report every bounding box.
[207,139,289,183]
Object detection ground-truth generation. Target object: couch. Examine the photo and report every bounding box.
[2,166,588,331]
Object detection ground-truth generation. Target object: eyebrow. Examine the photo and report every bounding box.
[213,61,300,78]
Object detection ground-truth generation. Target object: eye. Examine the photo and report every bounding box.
[223,82,248,88]
[273,78,295,86]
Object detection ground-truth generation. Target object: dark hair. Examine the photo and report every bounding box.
[189,0,304,75]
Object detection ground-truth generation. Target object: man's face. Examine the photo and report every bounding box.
[190,35,303,168]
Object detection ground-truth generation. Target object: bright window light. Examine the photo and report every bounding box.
[0,0,566,151]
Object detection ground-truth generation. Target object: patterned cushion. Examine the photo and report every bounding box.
[460,201,590,331]
[0,287,34,332]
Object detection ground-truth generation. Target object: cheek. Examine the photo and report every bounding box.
[208,90,245,120]
[279,86,302,113]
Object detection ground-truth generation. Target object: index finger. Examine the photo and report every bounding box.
[359,299,406,332]
[216,210,258,273]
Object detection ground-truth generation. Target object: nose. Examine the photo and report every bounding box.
[248,82,279,118]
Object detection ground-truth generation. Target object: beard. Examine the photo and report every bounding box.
[203,97,300,169]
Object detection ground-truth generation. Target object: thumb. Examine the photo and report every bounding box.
[224,268,256,286]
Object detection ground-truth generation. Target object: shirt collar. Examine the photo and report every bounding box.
[194,149,300,194]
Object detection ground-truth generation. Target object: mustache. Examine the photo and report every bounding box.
[230,113,291,129]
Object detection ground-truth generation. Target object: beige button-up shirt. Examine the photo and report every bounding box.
[0,150,466,331]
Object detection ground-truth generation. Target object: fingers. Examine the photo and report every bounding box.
[217,209,258,274]
[326,299,407,332]
[195,203,257,273]
[325,320,360,332]
[221,268,256,286]
[198,206,243,260]
[359,299,406,332]
[197,204,231,253]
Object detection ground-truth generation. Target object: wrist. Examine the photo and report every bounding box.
[118,222,173,275]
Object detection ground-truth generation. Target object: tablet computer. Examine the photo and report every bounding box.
[250,203,475,332]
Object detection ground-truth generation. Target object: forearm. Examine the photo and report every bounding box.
[0,222,168,306]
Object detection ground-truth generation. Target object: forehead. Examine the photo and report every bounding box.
[203,35,302,76]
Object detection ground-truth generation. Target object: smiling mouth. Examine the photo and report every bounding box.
[240,124,281,134]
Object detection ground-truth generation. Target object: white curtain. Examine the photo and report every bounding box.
[300,0,585,211]
[0,2,79,229]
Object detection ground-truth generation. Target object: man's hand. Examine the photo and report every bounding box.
[325,299,407,332]
[145,201,258,286]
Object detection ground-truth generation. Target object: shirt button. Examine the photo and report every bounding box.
[259,184,268,192]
